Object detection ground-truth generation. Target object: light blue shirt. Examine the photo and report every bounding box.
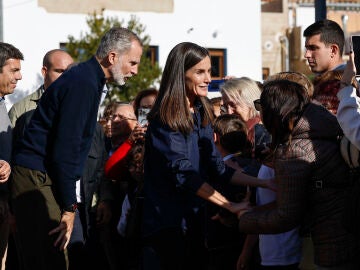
[0,97,12,162]
[257,165,301,266]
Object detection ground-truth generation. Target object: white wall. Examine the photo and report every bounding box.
[3,0,262,107]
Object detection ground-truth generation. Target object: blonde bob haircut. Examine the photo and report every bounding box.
[220,77,262,120]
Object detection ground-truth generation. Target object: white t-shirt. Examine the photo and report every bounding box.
[257,165,302,266]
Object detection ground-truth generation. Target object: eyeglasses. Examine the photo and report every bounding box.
[253,99,261,111]
[107,114,137,122]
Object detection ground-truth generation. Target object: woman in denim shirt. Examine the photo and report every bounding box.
[142,42,271,270]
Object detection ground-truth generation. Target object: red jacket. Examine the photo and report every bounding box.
[105,139,133,180]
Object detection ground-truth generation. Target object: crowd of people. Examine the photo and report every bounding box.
[0,19,360,270]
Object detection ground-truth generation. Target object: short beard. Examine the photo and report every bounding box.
[110,61,126,86]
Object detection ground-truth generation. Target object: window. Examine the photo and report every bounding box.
[59,42,67,51]
[146,45,159,65]
[262,67,270,80]
[208,48,227,79]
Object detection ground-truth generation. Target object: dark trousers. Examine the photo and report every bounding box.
[142,229,186,270]
[67,208,85,270]
[0,197,9,270]
[68,204,110,270]
[10,165,68,270]
[260,264,299,270]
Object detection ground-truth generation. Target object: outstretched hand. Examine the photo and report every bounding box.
[212,190,253,225]
[233,190,253,218]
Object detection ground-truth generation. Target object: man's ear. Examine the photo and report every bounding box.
[41,66,47,78]
[108,51,117,65]
[330,44,340,56]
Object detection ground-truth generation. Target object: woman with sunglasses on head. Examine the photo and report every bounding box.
[239,71,314,270]
[237,79,358,269]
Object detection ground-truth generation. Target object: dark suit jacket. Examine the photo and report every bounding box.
[81,122,113,235]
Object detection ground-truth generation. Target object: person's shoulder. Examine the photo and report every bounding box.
[60,57,104,87]
[332,63,346,71]
[148,118,179,140]
[9,87,42,117]
[306,102,339,127]
[254,123,271,145]
[94,122,105,137]
[255,123,268,134]
[73,57,101,75]
[13,87,42,106]
[27,87,43,99]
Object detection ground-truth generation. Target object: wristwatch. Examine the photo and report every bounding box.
[62,203,78,213]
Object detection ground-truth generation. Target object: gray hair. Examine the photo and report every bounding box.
[96,27,142,59]
[221,77,262,119]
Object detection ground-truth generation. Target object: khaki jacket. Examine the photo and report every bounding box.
[8,86,43,127]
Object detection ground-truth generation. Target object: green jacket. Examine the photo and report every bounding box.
[8,86,44,127]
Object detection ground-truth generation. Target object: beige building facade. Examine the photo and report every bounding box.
[261,0,360,79]
[38,0,174,13]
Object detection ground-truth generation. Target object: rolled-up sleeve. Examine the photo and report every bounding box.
[150,124,205,193]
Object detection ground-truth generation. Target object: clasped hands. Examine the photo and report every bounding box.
[212,191,253,227]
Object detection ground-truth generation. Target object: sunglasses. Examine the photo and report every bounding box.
[253,99,261,111]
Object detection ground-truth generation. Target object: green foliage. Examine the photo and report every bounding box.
[65,10,162,102]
